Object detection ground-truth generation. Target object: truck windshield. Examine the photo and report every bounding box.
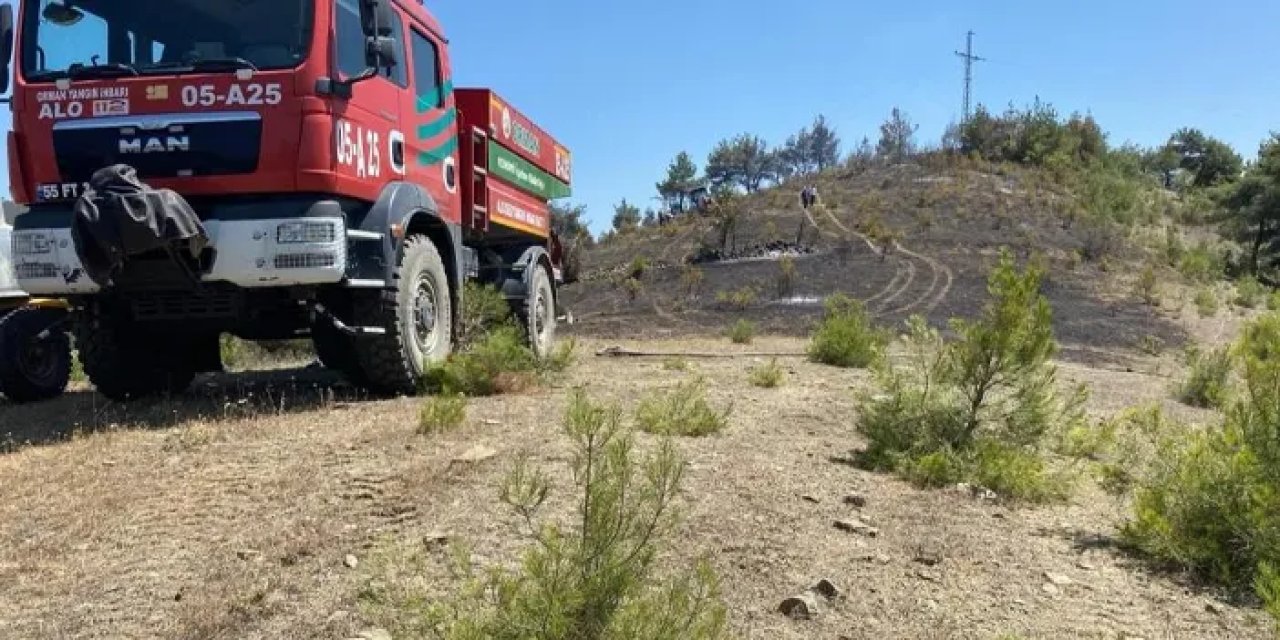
[20,0,314,81]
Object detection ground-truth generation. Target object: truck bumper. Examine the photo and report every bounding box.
[11,216,349,295]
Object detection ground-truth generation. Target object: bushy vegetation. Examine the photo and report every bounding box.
[1134,264,1161,306]
[458,281,513,350]
[679,265,705,298]
[419,394,467,434]
[807,294,887,368]
[424,284,574,397]
[775,255,798,297]
[1175,345,1233,409]
[959,99,1107,171]
[855,250,1087,502]
[1234,276,1267,308]
[361,390,728,639]
[635,379,731,437]
[747,358,785,389]
[725,319,757,344]
[714,287,757,311]
[1178,242,1223,283]
[1195,287,1221,317]
[1116,313,1280,623]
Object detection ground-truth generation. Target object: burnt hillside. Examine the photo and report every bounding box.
[559,159,1194,364]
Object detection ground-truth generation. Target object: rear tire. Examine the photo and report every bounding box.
[353,235,452,395]
[521,263,556,359]
[0,305,71,403]
[75,301,195,401]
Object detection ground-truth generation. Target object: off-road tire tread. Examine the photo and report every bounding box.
[0,306,71,403]
[520,262,556,359]
[353,235,451,396]
[74,302,194,401]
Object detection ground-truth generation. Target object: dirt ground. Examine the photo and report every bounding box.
[1,330,1273,639]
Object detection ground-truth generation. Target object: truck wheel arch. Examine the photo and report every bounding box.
[500,245,554,301]
[357,182,463,338]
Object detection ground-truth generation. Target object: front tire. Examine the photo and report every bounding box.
[0,305,72,403]
[354,235,452,395]
[75,301,195,401]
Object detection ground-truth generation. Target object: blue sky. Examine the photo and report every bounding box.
[4,0,1278,235]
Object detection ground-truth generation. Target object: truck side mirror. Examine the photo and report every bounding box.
[361,0,394,38]
[366,36,398,69]
[0,4,14,96]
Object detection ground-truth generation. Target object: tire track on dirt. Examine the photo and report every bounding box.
[871,254,917,314]
[812,204,954,318]
[882,242,955,317]
[809,206,917,313]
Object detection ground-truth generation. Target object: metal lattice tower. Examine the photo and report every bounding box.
[954,30,986,124]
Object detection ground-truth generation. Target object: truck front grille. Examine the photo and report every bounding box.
[16,263,60,279]
[274,253,337,269]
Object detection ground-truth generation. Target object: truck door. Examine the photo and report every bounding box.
[330,0,406,199]
[404,25,460,226]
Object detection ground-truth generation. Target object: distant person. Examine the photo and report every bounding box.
[797,185,819,245]
[800,185,818,210]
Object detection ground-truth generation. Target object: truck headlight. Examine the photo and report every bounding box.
[13,232,53,255]
[276,221,336,244]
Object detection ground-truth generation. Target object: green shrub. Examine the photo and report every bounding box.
[459,282,512,349]
[419,394,467,434]
[1134,264,1161,306]
[680,265,705,298]
[855,250,1087,502]
[1194,288,1220,317]
[1175,345,1232,408]
[423,325,574,397]
[1119,313,1280,623]
[1093,405,1187,496]
[628,256,649,280]
[1178,242,1222,283]
[622,277,644,302]
[360,390,728,639]
[1080,165,1146,225]
[1269,291,1280,312]
[747,358,785,388]
[1259,564,1280,633]
[1078,217,1121,262]
[635,379,731,437]
[776,256,798,297]
[807,294,887,368]
[1164,226,1186,267]
[1235,276,1268,309]
[715,286,757,310]
[725,319,757,345]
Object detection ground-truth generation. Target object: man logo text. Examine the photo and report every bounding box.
[119,136,191,154]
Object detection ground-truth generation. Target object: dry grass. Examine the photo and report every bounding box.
[0,335,1272,639]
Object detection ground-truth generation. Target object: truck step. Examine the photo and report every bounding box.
[346,230,383,241]
[344,279,388,288]
[309,302,388,337]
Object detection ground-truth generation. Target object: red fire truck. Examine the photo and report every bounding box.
[0,0,573,400]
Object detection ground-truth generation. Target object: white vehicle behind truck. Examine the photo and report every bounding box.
[0,212,73,403]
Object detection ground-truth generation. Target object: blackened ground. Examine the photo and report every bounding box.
[560,163,1186,367]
